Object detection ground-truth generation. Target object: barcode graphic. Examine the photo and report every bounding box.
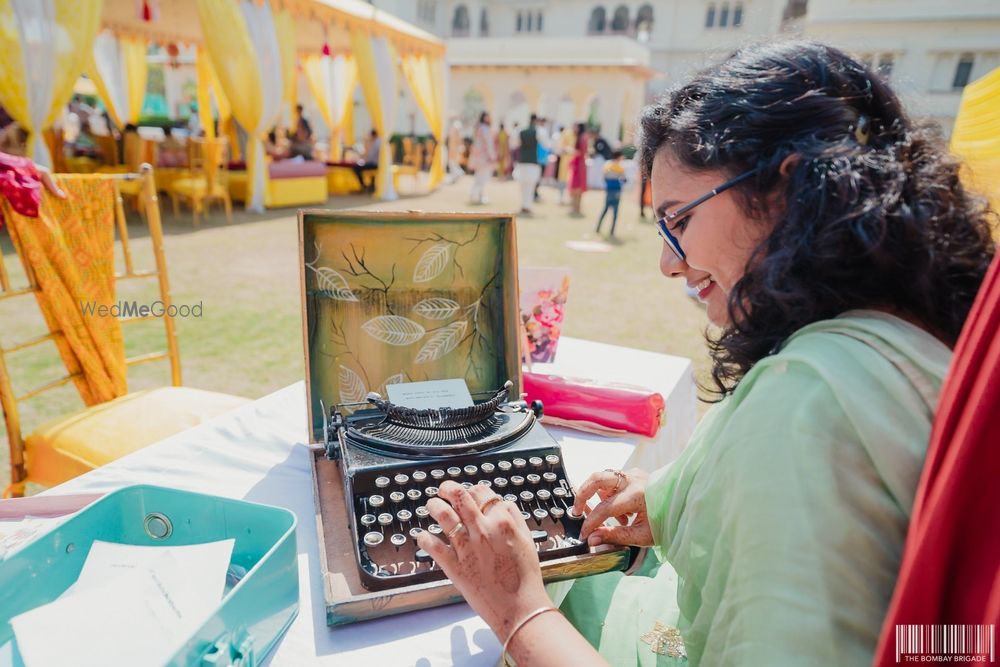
[896,625,995,663]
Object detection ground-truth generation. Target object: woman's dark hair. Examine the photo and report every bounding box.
[575,122,586,138]
[638,40,995,399]
[479,111,490,124]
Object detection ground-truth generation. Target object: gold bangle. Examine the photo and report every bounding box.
[502,606,560,666]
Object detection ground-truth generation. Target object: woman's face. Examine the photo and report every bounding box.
[652,149,773,327]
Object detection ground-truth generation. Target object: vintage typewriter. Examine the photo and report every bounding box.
[325,381,596,592]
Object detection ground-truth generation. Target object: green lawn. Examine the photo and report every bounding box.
[1,175,713,492]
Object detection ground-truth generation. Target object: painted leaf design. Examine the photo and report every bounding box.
[379,373,405,396]
[314,267,358,302]
[413,244,451,283]
[361,315,426,346]
[339,365,367,404]
[415,320,468,363]
[412,297,461,320]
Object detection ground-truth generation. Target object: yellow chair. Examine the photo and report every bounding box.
[0,166,250,496]
[168,137,233,225]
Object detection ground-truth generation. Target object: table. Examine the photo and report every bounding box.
[41,338,696,666]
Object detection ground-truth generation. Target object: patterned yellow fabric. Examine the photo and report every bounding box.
[0,176,127,406]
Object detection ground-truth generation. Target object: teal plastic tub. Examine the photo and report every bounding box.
[0,485,298,666]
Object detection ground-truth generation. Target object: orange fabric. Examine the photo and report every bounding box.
[0,176,126,406]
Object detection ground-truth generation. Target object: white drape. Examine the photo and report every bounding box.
[239,0,284,212]
[12,0,57,167]
[91,30,131,127]
[370,36,399,201]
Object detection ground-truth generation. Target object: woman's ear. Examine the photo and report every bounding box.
[779,154,800,178]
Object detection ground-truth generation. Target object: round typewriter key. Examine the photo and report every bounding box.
[510,475,525,487]
[566,507,584,520]
[397,509,412,523]
[364,532,384,547]
[529,456,544,468]
[497,460,512,472]
[480,462,495,474]
[390,533,407,547]
[461,481,474,490]
[369,494,385,508]
[431,469,446,480]
[545,454,560,466]
[427,523,443,535]
[412,470,428,482]
[552,487,567,498]
[543,472,558,483]
[533,508,549,521]
[493,477,508,488]
[407,489,422,501]
[550,507,565,519]
[378,512,394,526]
[447,466,462,478]
[375,476,391,488]
[425,486,439,497]
[520,511,531,521]
[415,505,430,518]
[463,464,478,476]
[394,473,410,486]
[415,548,432,563]
[526,474,541,485]
[389,491,405,504]
[520,490,535,503]
[478,480,492,488]
[504,493,518,503]
[360,513,377,527]
[513,457,527,469]
[536,489,552,501]
[409,527,424,538]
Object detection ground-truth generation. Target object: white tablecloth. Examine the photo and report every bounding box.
[42,338,695,666]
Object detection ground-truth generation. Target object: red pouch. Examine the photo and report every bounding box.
[522,371,665,437]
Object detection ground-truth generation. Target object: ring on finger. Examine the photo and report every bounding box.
[604,468,627,494]
[446,521,466,540]
[479,496,503,514]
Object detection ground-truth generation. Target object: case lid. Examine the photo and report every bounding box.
[299,210,523,443]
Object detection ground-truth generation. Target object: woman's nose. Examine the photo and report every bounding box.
[660,244,686,278]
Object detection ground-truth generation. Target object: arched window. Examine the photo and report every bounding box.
[719,3,730,27]
[733,3,743,27]
[636,4,654,30]
[527,11,533,31]
[452,4,469,36]
[611,5,629,32]
[480,8,489,36]
[588,6,606,33]
[705,4,716,28]
[536,11,543,32]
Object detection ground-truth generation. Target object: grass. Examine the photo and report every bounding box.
[1,174,713,492]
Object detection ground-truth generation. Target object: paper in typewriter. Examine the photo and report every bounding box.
[301,213,522,441]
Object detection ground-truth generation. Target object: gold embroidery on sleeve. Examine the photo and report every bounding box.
[640,622,687,658]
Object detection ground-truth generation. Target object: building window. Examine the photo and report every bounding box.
[452,4,469,36]
[636,4,654,31]
[537,11,543,32]
[527,11,533,31]
[611,5,629,32]
[705,4,716,28]
[416,0,436,24]
[953,54,975,89]
[877,54,894,79]
[733,4,743,27]
[480,8,489,36]
[588,6,606,33]
[516,11,523,32]
[719,3,730,27]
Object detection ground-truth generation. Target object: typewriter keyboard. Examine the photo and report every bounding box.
[349,447,587,591]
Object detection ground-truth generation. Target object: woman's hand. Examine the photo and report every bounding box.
[573,468,654,547]
[415,481,552,641]
[37,165,66,199]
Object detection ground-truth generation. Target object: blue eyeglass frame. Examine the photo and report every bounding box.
[655,167,760,261]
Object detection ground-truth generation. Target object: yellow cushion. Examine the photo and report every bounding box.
[24,386,250,488]
[171,178,227,198]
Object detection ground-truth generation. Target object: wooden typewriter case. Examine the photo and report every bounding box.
[299,211,630,626]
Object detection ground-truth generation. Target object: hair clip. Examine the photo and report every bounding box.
[854,115,871,146]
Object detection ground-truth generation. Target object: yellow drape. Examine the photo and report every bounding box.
[351,31,398,199]
[951,66,1000,225]
[0,0,103,166]
[401,54,446,188]
[273,9,297,111]
[0,177,126,406]
[195,48,216,139]
[302,54,358,161]
[196,0,265,209]
[87,33,148,130]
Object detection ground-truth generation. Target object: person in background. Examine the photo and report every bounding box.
[447,120,464,183]
[352,128,381,193]
[595,149,626,237]
[514,114,542,214]
[496,123,510,181]
[157,126,186,168]
[556,123,575,205]
[467,111,496,205]
[295,103,313,139]
[288,123,314,161]
[413,40,996,666]
[0,151,66,230]
[567,122,588,216]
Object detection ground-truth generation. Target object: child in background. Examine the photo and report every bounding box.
[595,149,626,237]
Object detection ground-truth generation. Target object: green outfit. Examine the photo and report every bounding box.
[559,311,951,665]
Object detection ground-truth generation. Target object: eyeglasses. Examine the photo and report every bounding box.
[655,168,759,261]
